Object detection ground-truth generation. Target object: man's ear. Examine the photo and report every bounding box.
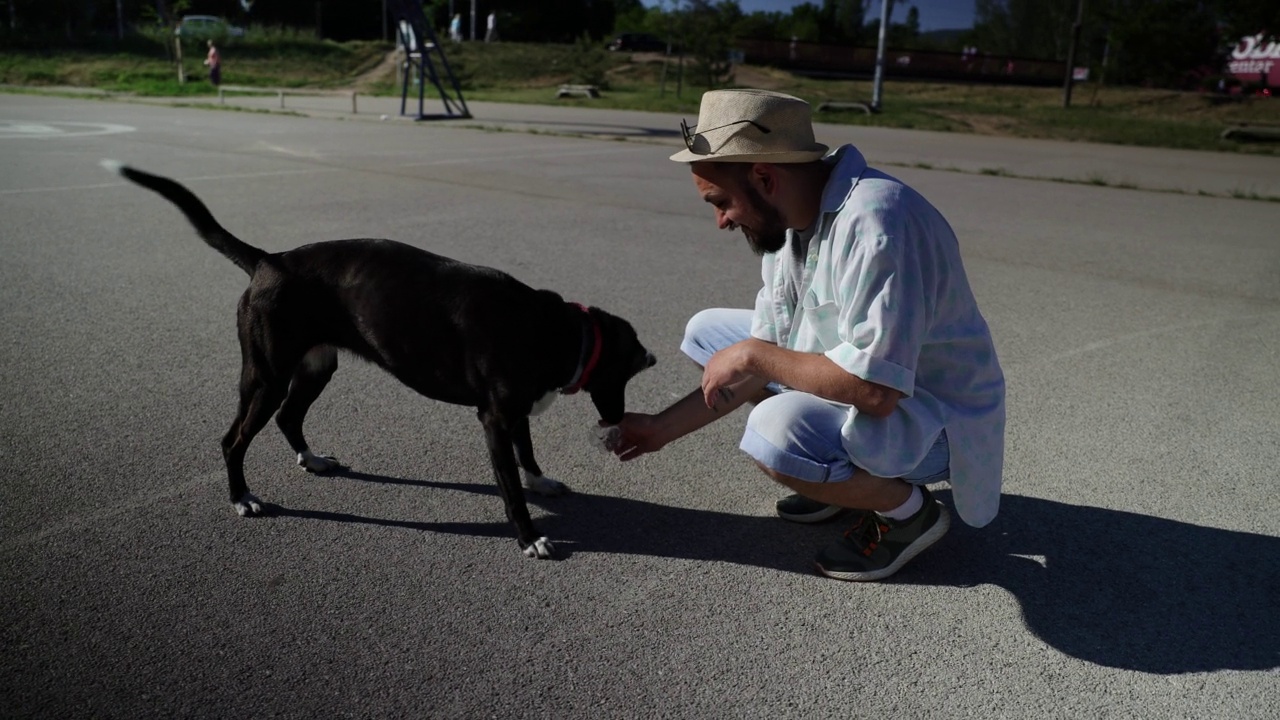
[748,163,779,197]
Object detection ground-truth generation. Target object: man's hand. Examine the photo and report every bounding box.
[606,414,668,462]
[702,340,757,410]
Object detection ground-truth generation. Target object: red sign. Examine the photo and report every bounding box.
[1228,34,1279,86]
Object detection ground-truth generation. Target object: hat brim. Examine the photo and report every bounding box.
[669,145,829,164]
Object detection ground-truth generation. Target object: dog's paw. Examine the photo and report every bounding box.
[233,493,265,517]
[297,450,341,474]
[521,470,568,496]
[522,537,556,559]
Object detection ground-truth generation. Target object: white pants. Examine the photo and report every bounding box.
[681,308,949,484]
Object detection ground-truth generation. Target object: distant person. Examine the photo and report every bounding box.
[449,13,462,43]
[485,11,498,43]
[204,40,221,87]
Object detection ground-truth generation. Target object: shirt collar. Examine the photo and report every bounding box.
[817,144,868,217]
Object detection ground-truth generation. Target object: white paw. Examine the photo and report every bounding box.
[522,470,568,496]
[233,493,264,516]
[522,537,555,559]
[297,450,340,473]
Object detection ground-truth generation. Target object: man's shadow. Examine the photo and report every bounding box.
[270,470,1278,675]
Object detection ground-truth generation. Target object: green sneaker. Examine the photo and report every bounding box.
[814,487,951,582]
[775,493,849,524]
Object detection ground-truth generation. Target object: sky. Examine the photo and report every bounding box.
[639,1,977,32]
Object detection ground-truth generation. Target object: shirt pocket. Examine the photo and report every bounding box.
[792,293,841,352]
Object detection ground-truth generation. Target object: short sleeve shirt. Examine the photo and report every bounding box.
[750,145,1006,527]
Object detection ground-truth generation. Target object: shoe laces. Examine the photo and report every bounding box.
[843,513,892,557]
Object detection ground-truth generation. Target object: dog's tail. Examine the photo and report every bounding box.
[101,160,266,275]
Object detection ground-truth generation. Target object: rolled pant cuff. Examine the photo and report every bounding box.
[739,426,855,483]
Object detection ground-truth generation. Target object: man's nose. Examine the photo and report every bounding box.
[716,209,733,230]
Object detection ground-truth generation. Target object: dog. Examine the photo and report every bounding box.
[103,161,655,559]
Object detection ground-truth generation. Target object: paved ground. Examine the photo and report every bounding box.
[2,91,1278,719]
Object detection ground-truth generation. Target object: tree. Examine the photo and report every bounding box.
[679,0,740,88]
[969,0,1077,60]
[1094,0,1220,87]
[1211,0,1280,42]
[887,4,920,47]
[782,2,822,43]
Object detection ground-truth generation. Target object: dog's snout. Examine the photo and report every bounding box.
[645,352,657,368]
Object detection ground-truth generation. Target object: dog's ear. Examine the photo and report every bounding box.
[590,308,654,378]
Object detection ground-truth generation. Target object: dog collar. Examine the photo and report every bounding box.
[561,303,602,395]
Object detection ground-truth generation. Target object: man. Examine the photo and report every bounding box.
[611,89,1005,582]
[204,40,221,87]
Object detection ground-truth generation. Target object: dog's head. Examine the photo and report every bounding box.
[581,307,656,425]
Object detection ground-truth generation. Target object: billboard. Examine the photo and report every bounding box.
[1228,34,1279,87]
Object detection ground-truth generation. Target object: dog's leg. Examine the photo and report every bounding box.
[511,417,568,496]
[222,367,287,517]
[479,409,554,559]
[276,345,342,474]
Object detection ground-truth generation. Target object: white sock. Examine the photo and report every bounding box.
[880,486,923,521]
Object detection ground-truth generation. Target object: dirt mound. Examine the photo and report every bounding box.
[351,49,401,92]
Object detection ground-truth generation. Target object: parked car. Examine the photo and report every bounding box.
[175,15,245,39]
[607,33,667,53]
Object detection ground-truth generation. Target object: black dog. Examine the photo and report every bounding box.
[103,161,655,559]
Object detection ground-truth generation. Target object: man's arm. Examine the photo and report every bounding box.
[705,338,901,417]
[611,374,771,462]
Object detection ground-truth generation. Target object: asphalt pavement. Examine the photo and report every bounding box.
[2,90,1278,719]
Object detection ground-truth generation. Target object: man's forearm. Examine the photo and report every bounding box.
[743,340,900,416]
[654,374,772,445]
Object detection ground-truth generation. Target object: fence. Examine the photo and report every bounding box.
[738,38,1066,87]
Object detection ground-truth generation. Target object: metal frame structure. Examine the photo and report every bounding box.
[388,0,470,120]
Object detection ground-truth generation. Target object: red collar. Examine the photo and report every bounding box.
[562,303,602,395]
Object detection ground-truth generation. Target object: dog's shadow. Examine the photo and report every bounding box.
[268,469,1279,676]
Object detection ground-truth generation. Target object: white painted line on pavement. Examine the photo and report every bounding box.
[394,142,653,168]
[0,167,330,196]
[0,121,136,139]
[0,144,650,196]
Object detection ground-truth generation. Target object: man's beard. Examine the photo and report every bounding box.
[740,183,788,256]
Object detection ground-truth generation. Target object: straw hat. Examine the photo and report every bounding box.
[669,88,829,164]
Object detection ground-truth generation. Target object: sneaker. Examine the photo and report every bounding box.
[775,493,849,523]
[814,487,951,581]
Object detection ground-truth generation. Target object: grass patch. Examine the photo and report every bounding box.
[0,28,385,95]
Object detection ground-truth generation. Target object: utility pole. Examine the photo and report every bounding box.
[116,0,124,39]
[870,0,893,112]
[470,0,476,41]
[1062,0,1085,108]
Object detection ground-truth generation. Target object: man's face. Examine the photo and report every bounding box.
[692,164,787,256]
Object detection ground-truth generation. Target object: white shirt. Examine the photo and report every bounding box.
[750,145,1006,527]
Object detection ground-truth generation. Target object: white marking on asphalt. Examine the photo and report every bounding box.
[0,144,646,196]
[0,168,330,196]
[0,473,216,553]
[0,121,136,139]
[257,142,324,159]
[1012,310,1280,370]
[397,143,651,168]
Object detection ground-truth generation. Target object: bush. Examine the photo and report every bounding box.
[569,33,610,89]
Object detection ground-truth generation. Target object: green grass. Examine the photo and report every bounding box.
[0,26,386,95]
[2,37,1278,155]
